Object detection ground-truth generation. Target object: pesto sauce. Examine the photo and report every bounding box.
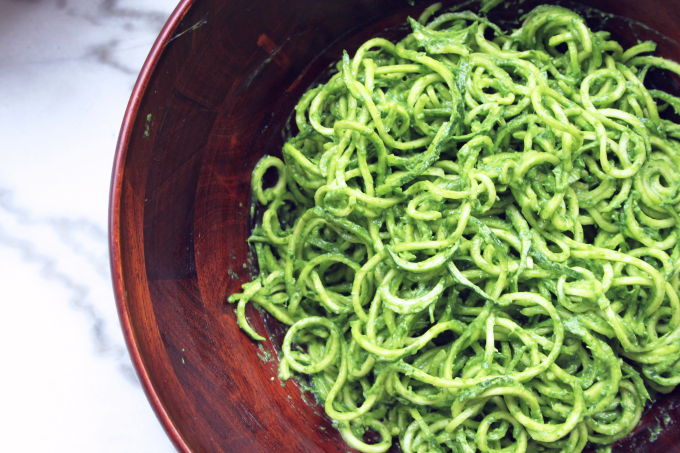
[228,3,680,453]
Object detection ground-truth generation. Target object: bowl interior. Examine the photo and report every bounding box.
[111,0,680,451]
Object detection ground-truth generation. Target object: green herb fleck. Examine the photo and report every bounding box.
[649,420,663,442]
[143,114,152,138]
[256,343,274,363]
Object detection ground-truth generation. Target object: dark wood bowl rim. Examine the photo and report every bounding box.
[109,1,195,451]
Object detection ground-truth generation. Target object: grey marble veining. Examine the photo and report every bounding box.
[0,188,136,382]
[0,0,177,451]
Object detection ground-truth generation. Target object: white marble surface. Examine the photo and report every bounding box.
[0,0,177,451]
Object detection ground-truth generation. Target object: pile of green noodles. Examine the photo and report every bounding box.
[228,4,680,452]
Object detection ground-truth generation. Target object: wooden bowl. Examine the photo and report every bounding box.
[110,0,680,451]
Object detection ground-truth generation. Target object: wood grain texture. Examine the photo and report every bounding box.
[110,0,680,451]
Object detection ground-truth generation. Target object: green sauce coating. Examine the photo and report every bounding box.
[229,4,680,452]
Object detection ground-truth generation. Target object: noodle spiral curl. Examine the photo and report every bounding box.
[229,4,680,452]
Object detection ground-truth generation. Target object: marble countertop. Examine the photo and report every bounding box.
[0,0,176,451]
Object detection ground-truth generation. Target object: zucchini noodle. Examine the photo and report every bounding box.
[229,4,680,452]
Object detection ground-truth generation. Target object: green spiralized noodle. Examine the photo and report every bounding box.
[228,3,680,452]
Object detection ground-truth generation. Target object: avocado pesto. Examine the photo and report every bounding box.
[229,3,680,452]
